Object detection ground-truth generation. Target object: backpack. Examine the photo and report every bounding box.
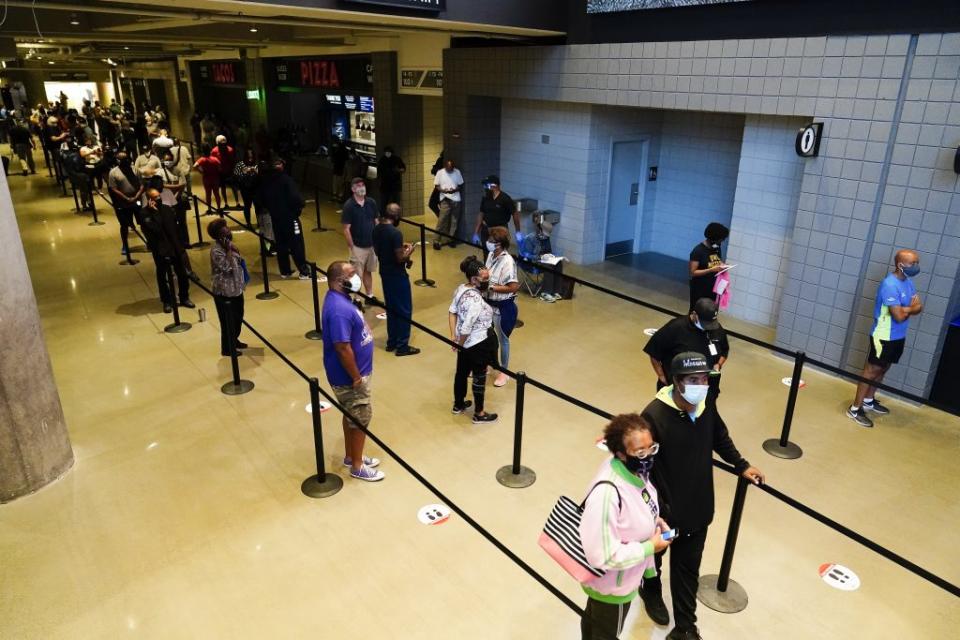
[61,148,84,174]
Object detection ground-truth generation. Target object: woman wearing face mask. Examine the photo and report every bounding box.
[578,413,672,640]
[483,226,520,387]
[193,143,222,213]
[208,218,248,357]
[688,222,729,311]
[448,256,500,424]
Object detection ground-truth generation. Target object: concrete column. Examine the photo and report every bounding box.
[0,172,74,503]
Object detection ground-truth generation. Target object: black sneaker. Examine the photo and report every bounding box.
[179,299,196,309]
[863,400,890,415]
[395,346,421,357]
[666,626,702,640]
[386,345,397,353]
[639,588,670,626]
[472,412,499,424]
[235,341,248,349]
[451,400,473,415]
[163,303,173,313]
[433,241,442,250]
[846,407,874,428]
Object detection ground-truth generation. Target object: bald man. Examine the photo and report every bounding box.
[847,249,923,428]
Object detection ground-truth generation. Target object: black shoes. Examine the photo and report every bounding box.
[639,588,670,626]
[666,626,702,640]
[472,412,499,424]
[863,399,890,415]
[433,241,441,250]
[451,400,473,415]
[386,345,396,352]
[180,299,196,309]
[235,341,248,349]
[163,303,173,313]
[395,346,420,357]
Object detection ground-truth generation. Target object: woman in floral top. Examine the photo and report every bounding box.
[208,218,248,356]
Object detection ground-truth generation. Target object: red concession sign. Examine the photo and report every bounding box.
[212,63,236,84]
[300,60,340,88]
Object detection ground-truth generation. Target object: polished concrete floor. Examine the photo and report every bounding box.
[1,153,958,639]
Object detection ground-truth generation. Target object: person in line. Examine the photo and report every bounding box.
[139,187,194,313]
[637,352,764,640]
[448,256,499,424]
[154,149,189,248]
[847,249,923,428]
[483,226,520,388]
[341,177,379,298]
[579,413,672,640]
[170,136,193,204]
[193,143,222,213]
[9,118,36,176]
[432,158,464,250]
[372,203,420,356]
[107,150,143,260]
[208,218,248,357]
[329,139,347,202]
[256,158,310,279]
[79,134,105,188]
[473,175,522,259]
[376,145,406,206]
[134,143,160,179]
[211,134,238,208]
[688,222,729,311]
[234,147,260,227]
[644,298,729,405]
[322,261,384,482]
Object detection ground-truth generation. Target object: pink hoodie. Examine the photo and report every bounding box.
[578,458,660,604]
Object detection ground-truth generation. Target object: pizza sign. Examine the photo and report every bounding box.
[212,63,236,85]
[300,61,340,89]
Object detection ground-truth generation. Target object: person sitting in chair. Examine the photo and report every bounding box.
[520,220,566,302]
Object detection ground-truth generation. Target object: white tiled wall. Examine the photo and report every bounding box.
[726,115,807,326]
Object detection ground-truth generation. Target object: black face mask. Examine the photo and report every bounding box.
[476,280,490,292]
[624,455,655,478]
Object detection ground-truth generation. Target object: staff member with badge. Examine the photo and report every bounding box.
[688,222,729,311]
[643,298,729,405]
[471,175,522,259]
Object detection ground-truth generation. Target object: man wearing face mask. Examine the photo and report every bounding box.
[637,352,764,640]
[139,187,194,313]
[643,298,729,405]
[321,261,384,482]
[688,222,729,311]
[372,203,419,356]
[257,158,310,279]
[376,146,405,206]
[472,175,521,260]
[847,249,923,428]
[341,177,380,299]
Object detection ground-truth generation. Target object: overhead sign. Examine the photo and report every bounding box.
[588,0,748,13]
[273,58,372,91]
[300,60,341,89]
[345,0,445,10]
[192,61,245,88]
[401,69,443,89]
[796,122,824,158]
[49,72,89,81]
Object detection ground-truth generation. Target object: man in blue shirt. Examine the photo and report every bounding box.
[372,203,419,356]
[847,249,923,428]
[322,261,383,481]
[341,177,379,298]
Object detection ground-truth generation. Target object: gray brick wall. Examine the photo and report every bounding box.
[444,31,960,396]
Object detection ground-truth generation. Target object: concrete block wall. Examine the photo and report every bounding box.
[420,97,444,211]
[650,111,743,260]
[444,31,960,395]
[726,114,807,327]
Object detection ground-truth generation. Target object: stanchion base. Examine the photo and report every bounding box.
[119,259,140,266]
[256,291,280,300]
[221,379,255,395]
[88,221,106,226]
[311,227,329,233]
[305,330,323,340]
[191,241,210,249]
[415,279,437,288]
[697,575,748,613]
[301,473,343,498]
[163,321,192,333]
[762,438,803,460]
[496,465,536,488]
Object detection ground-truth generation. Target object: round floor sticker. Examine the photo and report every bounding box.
[304,401,332,414]
[781,377,807,388]
[819,563,860,591]
[417,504,451,525]
[643,328,658,337]
[376,312,388,320]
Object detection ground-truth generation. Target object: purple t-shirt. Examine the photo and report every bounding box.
[321,290,374,387]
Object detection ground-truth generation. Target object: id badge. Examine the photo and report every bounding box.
[708,343,718,356]
[294,220,301,235]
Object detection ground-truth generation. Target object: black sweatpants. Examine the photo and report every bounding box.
[274,217,308,276]
[581,598,630,640]
[153,253,190,305]
[453,333,498,413]
[641,527,708,632]
[214,294,245,355]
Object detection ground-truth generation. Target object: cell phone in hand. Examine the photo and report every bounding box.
[661,529,679,541]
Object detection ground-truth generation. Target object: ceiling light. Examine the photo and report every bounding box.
[70,14,80,26]
[36,55,43,60]
[48,60,55,65]
[249,27,258,33]
[124,46,130,50]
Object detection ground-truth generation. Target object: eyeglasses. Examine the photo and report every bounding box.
[630,443,659,459]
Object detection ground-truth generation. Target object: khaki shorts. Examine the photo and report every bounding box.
[349,245,378,277]
[333,375,372,429]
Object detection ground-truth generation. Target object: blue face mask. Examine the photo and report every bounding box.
[694,321,704,331]
[900,263,920,278]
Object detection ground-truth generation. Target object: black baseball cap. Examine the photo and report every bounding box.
[483,174,500,187]
[693,298,721,330]
[671,352,712,376]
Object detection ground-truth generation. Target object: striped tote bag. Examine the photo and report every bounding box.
[539,481,621,583]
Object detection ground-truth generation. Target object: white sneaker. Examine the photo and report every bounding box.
[350,465,385,482]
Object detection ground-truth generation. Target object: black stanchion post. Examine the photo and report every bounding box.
[220,299,255,395]
[256,234,280,301]
[69,180,81,213]
[163,259,191,334]
[58,160,67,196]
[301,377,343,498]
[414,223,436,288]
[305,262,323,340]
[312,184,328,232]
[191,195,209,248]
[698,475,750,613]
[496,371,536,488]
[88,189,104,226]
[763,350,805,460]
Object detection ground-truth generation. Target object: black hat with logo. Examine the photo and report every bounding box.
[670,352,712,376]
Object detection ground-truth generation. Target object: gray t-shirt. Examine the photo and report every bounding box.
[108,166,139,198]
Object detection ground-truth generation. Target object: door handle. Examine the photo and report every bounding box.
[629,182,639,206]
